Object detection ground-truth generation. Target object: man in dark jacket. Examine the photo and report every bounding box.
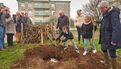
[56,26,79,53]
[95,1,121,69]
[56,10,70,35]
[0,8,9,51]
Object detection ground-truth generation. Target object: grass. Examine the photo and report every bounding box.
[70,30,77,33]
[0,38,120,69]
[0,43,39,69]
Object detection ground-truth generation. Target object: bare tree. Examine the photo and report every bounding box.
[82,0,103,20]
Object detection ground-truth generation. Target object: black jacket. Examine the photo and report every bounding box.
[57,15,69,30]
[82,22,94,38]
[57,31,74,42]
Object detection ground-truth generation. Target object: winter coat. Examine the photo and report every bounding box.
[0,12,9,27]
[82,22,93,38]
[74,15,85,28]
[96,6,121,50]
[16,16,22,32]
[6,16,15,34]
[57,15,70,30]
[26,17,32,25]
[57,31,74,42]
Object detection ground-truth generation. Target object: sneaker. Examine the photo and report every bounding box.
[64,47,68,50]
[75,50,80,53]
[0,48,5,51]
[83,51,87,56]
[92,50,97,54]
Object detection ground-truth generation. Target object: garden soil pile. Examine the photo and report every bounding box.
[11,45,120,69]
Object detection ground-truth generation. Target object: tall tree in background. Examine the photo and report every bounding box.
[83,0,102,20]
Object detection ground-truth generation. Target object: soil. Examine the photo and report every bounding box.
[11,45,120,69]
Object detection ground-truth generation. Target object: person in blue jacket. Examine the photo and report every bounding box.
[95,1,121,69]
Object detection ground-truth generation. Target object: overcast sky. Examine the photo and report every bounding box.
[0,0,89,19]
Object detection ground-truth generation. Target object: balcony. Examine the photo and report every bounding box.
[34,11,50,16]
[34,4,50,9]
[34,18,50,23]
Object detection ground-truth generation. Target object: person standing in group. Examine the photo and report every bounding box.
[21,12,27,38]
[56,10,70,36]
[95,1,121,69]
[82,16,97,56]
[0,8,10,51]
[25,13,32,25]
[6,9,15,46]
[15,12,22,44]
[74,9,85,45]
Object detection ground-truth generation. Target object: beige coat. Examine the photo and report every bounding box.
[6,17,15,34]
[74,15,85,28]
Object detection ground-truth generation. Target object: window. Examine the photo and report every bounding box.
[51,4,55,8]
[21,3,25,7]
[28,9,32,15]
[21,9,25,12]
[28,4,32,7]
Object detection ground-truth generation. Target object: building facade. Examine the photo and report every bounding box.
[17,0,71,24]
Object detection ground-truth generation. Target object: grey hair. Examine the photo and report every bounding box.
[98,1,109,8]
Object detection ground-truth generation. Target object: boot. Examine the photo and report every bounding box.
[100,53,110,67]
[111,58,117,69]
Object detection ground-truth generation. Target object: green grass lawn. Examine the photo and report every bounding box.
[0,43,39,69]
[0,38,121,69]
[70,30,77,33]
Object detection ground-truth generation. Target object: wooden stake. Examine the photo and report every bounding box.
[41,24,44,45]
[21,23,24,43]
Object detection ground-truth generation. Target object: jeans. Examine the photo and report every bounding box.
[84,38,96,51]
[0,26,6,48]
[101,44,116,58]
[64,38,78,50]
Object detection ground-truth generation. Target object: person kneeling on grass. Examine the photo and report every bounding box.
[82,16,97,56]
[56,26,80,53]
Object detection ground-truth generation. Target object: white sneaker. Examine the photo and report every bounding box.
[83,51,87,56]
[75,50,80,53]
[64,47,68,50]
[92,50,97,54]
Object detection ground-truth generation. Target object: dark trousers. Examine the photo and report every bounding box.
[77,27,83,42]
[7,34,14,46]
[101,44,116,58]
[57,29,62,37]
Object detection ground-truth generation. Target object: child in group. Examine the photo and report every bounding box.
[82,16,97,56]
[56,26,80,53]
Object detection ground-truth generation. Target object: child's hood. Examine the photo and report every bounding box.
[83,21,91,25]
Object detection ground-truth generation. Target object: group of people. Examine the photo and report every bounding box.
[0,8,32,51]
[0,0,121,69]
[56,1,121,69]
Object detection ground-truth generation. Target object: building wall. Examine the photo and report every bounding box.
[52,2,70,19]
[17,0,71,24]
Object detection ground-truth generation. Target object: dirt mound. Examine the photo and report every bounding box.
[11,45,115,69]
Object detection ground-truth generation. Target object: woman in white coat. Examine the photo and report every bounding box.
[6,10,15,46]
